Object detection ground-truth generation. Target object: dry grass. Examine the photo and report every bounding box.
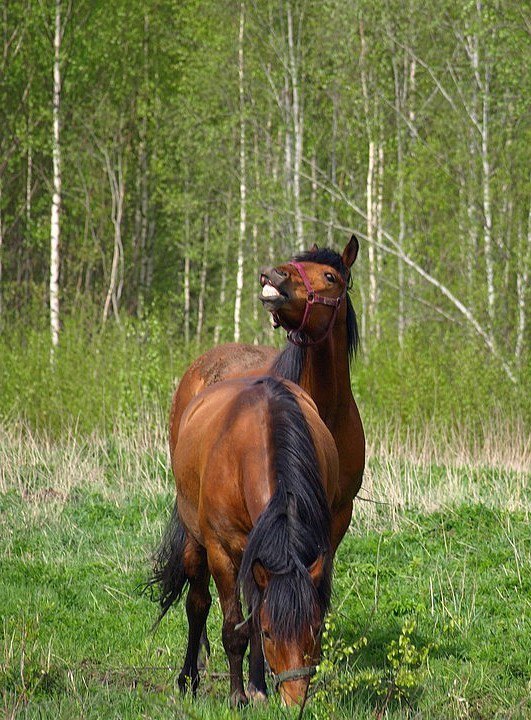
[355,414,530,531]
[1,413,529,533]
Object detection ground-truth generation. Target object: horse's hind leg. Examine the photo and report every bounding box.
[178,539,211,695]
[207,541,249,707]
[197,624,210,670]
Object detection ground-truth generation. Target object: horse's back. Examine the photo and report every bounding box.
[169,343,278,462]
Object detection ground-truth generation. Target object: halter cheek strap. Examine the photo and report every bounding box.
[284,261,346,346]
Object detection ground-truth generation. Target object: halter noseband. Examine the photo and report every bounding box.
[272,665,317,688]
[281,261,347,346]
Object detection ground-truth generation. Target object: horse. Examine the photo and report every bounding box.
[150,375,339,706]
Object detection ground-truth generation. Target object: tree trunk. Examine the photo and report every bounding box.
[214,194,232,345]
[287,0,303,251]
[366,139,376,328]
[328,92,337,245]
[0,176,3,322]
[481,66,495,333]
[252,129,260,343]
[196,214,209,344]
[49,0,62,350]
[375,130,384,341]
[138,12,150,316]
[311,149,317,231]
[393,52,407,349]
[233,1,245,343]
[184,192,190,347]
[515,210,530,364]
[102,149,125,324]
[359,18,377,333]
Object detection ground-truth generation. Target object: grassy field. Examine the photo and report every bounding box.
[1,417,530,719]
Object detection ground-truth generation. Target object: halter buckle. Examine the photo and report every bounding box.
[307,291,315,304]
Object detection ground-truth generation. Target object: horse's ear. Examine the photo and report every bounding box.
[342,235,359,269]
[252,560,271,591]
[308,243,319,253]
[308,554,326,588]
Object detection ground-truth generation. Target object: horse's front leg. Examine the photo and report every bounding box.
[248,619,267,702]
[207,542,249,707]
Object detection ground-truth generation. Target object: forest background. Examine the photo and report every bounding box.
[1,2,531,719]
[0,0,529,435]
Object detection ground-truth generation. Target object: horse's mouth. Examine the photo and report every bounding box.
[259,275,289,311]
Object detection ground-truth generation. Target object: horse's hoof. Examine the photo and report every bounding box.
[248,684,268,704]
[230,690,248,708]
[178,673,198,695]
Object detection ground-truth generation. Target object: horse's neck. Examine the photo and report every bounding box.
[300,330,351,427]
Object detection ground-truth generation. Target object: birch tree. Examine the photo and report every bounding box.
[233,1,245,343]
[49,0,62,350]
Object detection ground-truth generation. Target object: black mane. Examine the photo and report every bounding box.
[272,246,359,383]
[238,377,332,641]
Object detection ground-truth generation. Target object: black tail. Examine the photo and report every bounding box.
[143,501,189,628]
[238,377,332,640]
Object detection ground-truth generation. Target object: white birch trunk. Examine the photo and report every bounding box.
[102,150,124,324]
[196,215,209,344]
[287,0,303,250]
[393,53,407,348]
[375,135,384,340]
[49,0,62,350]
[138,12,150,316]
[396,144,406,350]
[214,197,231,345]
[213,263,227,345]
[515,209,530,364]
[328,94,337,245]
[311,150,317,225]
[252,129,260,343]
[408,57,416,132]
[233,1,245,343]
[359,18,377,330]
[481,67,495,332]
[184,253,190,347]
[283,74,292,201]
[0,177,3,320]
[366,139,376,325]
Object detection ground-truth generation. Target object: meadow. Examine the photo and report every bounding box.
[1,414,529,719]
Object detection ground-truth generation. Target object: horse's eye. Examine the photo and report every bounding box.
[324,272,336,283]
[262,630,271,640]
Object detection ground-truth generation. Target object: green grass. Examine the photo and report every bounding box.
[1,423,530,719]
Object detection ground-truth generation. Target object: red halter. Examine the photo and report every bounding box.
[281,261,347,346]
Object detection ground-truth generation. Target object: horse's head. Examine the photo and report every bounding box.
[252,554,327,706]
[259,236,359,345]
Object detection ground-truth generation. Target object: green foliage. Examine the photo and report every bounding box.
[354,327,530,432]
[0,308,528,436]
[314,617,434,714]
[0,313,188,434]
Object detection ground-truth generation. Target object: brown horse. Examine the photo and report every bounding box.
[150,375,339,706]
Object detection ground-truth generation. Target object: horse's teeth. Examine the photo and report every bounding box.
[262,284,280,298]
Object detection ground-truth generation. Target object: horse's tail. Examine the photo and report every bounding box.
[238,376,332,637]
[143,501,189,628]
